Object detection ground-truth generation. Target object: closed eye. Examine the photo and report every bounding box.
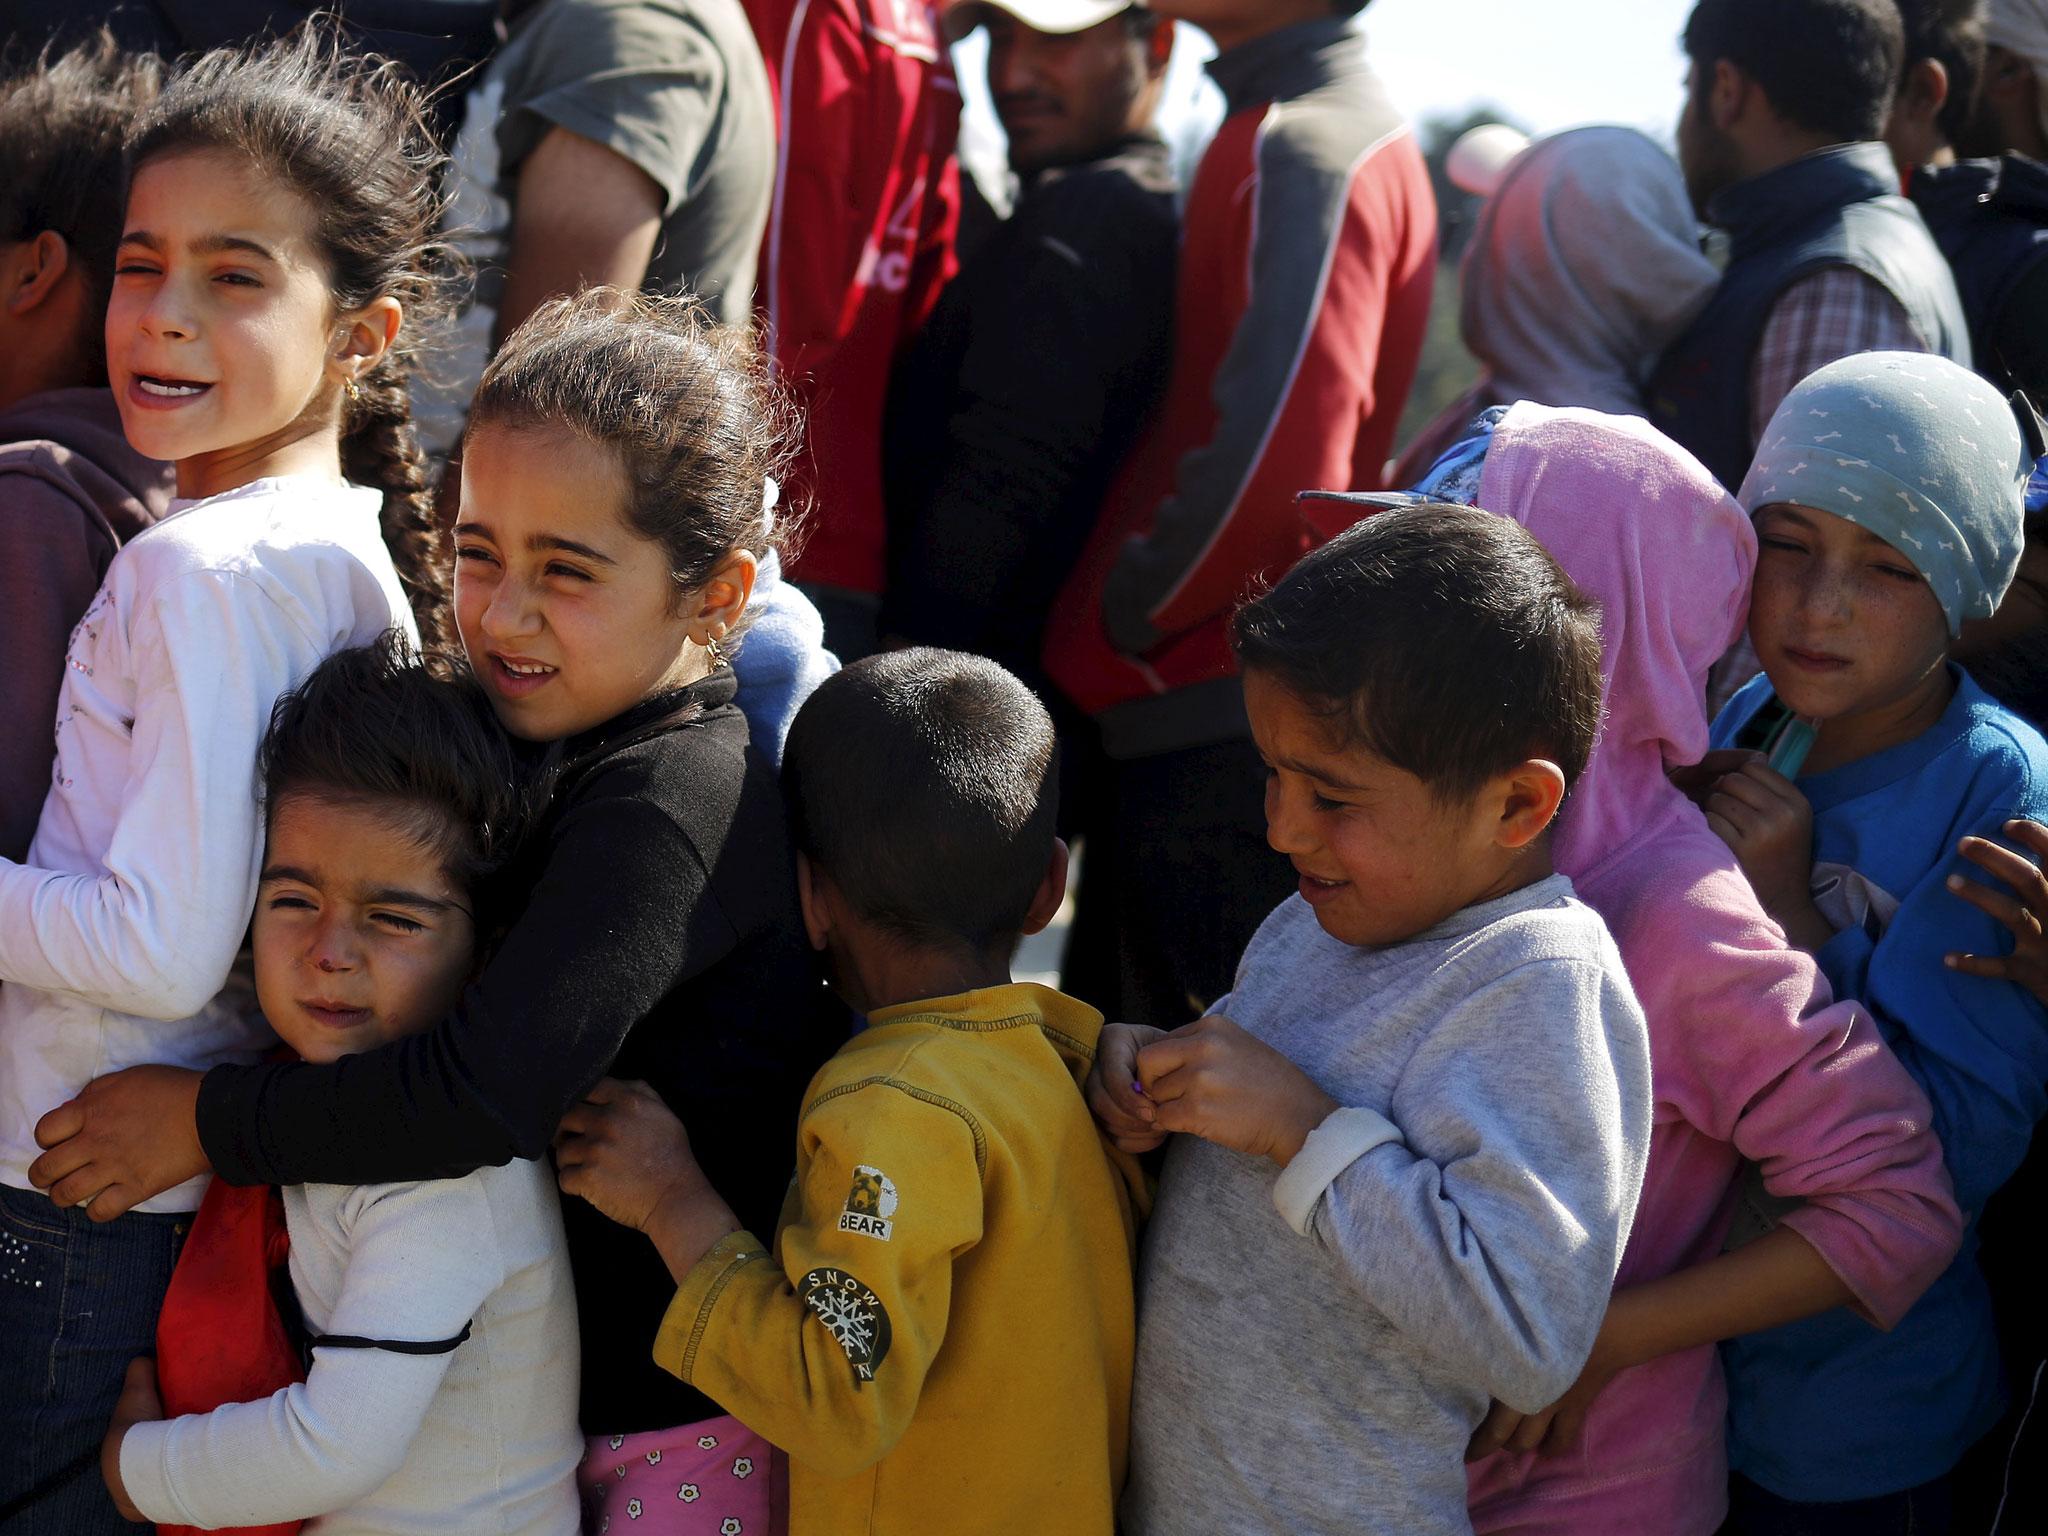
[546,561,593,582]
[371,911,425,934]
[265,893,316,912]
[1873,564,1920,584]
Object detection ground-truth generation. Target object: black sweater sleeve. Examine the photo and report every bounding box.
[197,769,737,1186]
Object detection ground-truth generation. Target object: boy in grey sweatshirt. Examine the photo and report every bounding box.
[1090,503,1654,1536]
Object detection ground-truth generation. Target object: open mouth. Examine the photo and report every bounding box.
[1297,871,1350,904]
[135,375,210,398]
[486,652,559,698]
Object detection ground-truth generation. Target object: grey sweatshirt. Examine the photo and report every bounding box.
[1123,875,1653,1536]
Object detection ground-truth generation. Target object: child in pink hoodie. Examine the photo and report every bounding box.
[1384,403,1964,1535]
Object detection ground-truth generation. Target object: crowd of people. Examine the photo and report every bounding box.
[2,0,2048,1533]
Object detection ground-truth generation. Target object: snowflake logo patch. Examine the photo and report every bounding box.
[837,1165,897,1241]
[801,1266,893,1387]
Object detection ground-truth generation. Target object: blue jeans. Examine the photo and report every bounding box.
[0,1183,187,1534]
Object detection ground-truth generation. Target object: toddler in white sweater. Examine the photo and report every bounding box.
[102,637,582,1536]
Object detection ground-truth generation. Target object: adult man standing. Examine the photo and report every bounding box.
[883,0,1178,687]
[492,0,774,339]
[1898,0,2048,403]
[1042,0,1437,1027]
[744,0,962,660]
[1649,0,1970,492]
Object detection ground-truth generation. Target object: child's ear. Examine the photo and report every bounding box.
[1492,760,1567,851]
[5,230,72,317]
[1018,838,1071,938]
[330,295,403,386]
[795,850,831,954]
[688,549,758,650]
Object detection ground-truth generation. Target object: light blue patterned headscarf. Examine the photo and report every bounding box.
[1741,352,2031,635]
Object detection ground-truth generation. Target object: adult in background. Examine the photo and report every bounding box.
[1966,0,2048,157]
[883,0,1176,689]
[745,0,962,661]
[1041,0,1437,1028]
[1391,125,1719,486]
[1648,0,1970,493]
[1896,0,2048,403]
[491,0,772,341]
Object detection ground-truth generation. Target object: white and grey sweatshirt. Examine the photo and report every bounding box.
[1123,875,1653,1536]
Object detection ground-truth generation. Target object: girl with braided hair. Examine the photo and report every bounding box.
[0,29,457,1530]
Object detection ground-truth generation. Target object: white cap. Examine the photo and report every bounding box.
[1446,123,1532,199]
[943,0,1135,43]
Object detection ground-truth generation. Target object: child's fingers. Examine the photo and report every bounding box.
[1946,949,2020,980]
[1702,809,1744,848]
[1506,1406,1559,1455]
[1088,1079,1153,1130]
[1956,836,2048,911]
[1464,1400,1523,1461]
[1133,1035,1203,1097]
[2000,819,2048,861]
[1945,871,2046,941]
[30,1096,83,1151]
[1109,1128,1168,1155]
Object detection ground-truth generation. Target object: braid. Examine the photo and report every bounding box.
[343,359,450,648]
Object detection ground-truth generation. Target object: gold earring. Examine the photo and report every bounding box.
[345,375,360,405]
[706,634,727,667]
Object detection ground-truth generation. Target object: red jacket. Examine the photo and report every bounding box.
[744,0,961,594]
[1043,18,1436,755]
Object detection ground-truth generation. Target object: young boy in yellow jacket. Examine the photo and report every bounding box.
[555,647,1146,1535]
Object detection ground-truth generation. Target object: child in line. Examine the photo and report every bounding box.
[1090,506,1656,1536]
[1703,353,2048,1524]
[101,635,582,1533]
[28,289,848,1531]
[0,32,447,1529]
[0,33,173,861]
[1402,404,1960,1536]
[556,648,1145,1535]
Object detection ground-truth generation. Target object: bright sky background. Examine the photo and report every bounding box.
[956,0,1701,187]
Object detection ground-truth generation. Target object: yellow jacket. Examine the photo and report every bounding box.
[654,983,1144,1535]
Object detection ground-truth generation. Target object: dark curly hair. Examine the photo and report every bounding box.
[0,30,162,376]
[129,24,458,645]
[260,631,529,916]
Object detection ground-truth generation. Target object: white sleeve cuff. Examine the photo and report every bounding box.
[1271,1105,1404,1237]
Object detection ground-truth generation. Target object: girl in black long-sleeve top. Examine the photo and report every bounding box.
[34,289,848,1442]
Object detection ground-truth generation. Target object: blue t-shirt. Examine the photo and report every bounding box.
[1713,668,2048,1500]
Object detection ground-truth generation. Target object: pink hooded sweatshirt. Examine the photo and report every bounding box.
[1461,403,1963,1534]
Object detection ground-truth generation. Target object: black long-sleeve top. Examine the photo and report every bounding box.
[882,133,1178,681]
[197,669,848,1433]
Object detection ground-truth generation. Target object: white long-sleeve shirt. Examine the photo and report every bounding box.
[0,474,412,1209]
[121,1159,583,1535]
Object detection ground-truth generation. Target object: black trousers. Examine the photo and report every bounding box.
[1062,736,1295,1030]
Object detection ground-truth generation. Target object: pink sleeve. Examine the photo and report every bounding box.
[1627,861,1962,1326]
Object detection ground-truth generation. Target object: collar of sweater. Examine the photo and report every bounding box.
[1708,142,1902,263]
[1203,15,1364,115]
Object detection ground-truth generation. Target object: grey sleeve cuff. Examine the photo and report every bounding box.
[1272,1105,1404,1237]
